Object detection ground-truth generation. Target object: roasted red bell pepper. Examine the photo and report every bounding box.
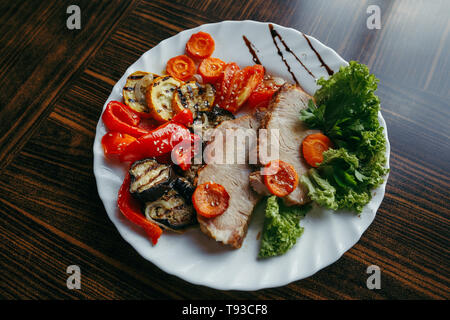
[101,131,137,157]
[102,101,149,138]
[118,173,163,245]
[171,133,201,170]
[136,118,159,132]
[119,109,195,163]
[119,122,192,163]
[171,108,194,127]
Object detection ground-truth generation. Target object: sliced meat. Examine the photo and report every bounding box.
[256,84,320,206]
[174,107,235,185]
[196,115,261,248]
[249,171,271,197]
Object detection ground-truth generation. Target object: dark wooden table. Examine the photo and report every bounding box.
[0,0,448,300]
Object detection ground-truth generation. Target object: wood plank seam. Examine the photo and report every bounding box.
[0,0,142,175]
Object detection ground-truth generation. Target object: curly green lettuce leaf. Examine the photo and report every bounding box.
[300,169,338,210]
[300,61,381,154]
[337,189,370,213]
[258,196,311,258]
[299,61,388,213]
[300,148,368,212]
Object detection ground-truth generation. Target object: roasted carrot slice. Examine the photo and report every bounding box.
[186,31,215,59]
[263,160,299,197]
[198,57,226,83]
[166,55,196,81]
[301,133,332,167]
[192,182,230,218]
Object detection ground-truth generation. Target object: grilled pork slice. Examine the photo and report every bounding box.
[196,115,261,249]
[249,171,271,196]
[256,84,320,206]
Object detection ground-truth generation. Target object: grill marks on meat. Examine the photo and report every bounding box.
[196,115,261,248]
[256,84,319,206]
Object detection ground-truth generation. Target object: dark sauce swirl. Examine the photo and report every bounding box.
[242,24,335,88]
[242,35,262,65]
[301,33,334,76]
[268,24,301,86]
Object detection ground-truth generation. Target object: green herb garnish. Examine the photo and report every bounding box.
[300,61,389,213]
[258,196,311,258]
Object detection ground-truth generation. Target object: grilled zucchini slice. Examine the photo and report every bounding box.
[129,158,175,202]
[123,71,159,116]
[172,81,215,119]
[146,76,182,122]
[144,189,196,232]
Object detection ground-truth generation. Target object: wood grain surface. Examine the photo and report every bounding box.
[0,0,449,299]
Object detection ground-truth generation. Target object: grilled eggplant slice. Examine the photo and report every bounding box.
[146,76,182,122]
[195,105,235,136]
[144,190,196,231]
[205,105,235,125]
[123,71,159,116]
[173,164,203,185]
[172,177,195,202]
[172,81,215,119]
[129,158,175,202]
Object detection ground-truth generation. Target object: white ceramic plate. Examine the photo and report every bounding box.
[93,21,390,290]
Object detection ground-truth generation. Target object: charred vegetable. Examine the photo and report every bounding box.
[146,76,182,122]
[144,190,197,231]
[172,177,195,202]
[123,71,159,117]
[129,158,174,202]
[174,164,203,185]
[205,105,235,125]
[194,105,235,136]
[172,81,215,119]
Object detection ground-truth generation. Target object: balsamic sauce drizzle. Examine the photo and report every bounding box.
[242,24,335,87]
[301,33,334,76]
[268,24,301,86]
[269,24,316,81]
[242,35,262,65]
